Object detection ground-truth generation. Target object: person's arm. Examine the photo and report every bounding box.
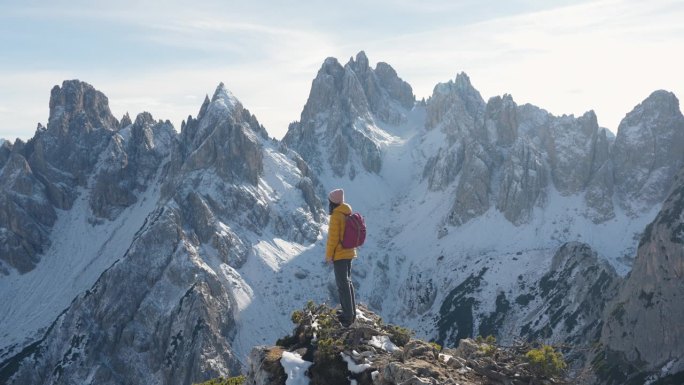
[325,213,341,262]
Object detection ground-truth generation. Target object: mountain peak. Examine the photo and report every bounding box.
[455,71,473,90]
[48,79,119,133]
[321,56,344,74]
[345,50,372,76]
[640,89,680,115]
[211,82,240,111]
[613,88,684,213]
[428,72,485,132]
[47,79,118,134]
[284,51,416,177]
[120,112,132,128]
[354,50,369,68]
[433,72,481,100]
[621,89,682,125]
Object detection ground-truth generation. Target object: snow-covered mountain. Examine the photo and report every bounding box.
[0,81,327,384]
[1,52,683,384]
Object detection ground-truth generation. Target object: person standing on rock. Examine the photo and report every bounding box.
[326,188,357,327]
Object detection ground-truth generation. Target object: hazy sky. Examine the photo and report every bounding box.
[1,0,682,141]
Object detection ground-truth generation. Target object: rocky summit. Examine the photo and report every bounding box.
[244,303,570,385]
[1,52,683,385]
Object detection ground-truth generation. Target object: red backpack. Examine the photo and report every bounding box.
[342,212,366,248]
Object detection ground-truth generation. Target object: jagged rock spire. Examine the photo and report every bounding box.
[47,79,119,134]
[283,51,414,177]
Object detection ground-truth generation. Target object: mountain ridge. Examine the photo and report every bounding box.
[1,52,683,384]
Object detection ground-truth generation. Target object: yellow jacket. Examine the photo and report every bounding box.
[326,203,358,262]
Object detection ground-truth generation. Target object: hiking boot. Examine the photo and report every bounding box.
[337,314,352,327]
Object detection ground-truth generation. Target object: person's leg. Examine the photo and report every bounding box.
[348,259,356,322]
[334,259,353,325]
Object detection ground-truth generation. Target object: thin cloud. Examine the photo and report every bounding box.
[0,0,681,140]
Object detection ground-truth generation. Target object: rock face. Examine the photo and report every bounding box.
[425,75,612,226]
[518,243,620,346]
[496,140,547,225]
[583,127,615,223]
[178,83,267,185]
[0,139,11,168]
[4,207,243,385]
[244,303,569,385]
[485,94,518,146]
[283,51,415,178]
[545,112,601,195]
[422,73,481,193]
[0,148,56,273]
[425,72,485,139]
[597,166,684,383]
[612,90,684,215]
[422,84,682,227]
[447,142,494,226]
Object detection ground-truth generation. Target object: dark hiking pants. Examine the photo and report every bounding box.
[333,259,356,324]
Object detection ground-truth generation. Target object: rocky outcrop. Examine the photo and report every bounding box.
[283,51,414,177]
[612,90,684,215]
[244,303,570,385]
[597,166,684,383]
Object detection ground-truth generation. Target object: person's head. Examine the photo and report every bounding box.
[328,188,344,215]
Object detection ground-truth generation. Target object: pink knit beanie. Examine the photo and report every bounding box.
[328,189,344,204]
